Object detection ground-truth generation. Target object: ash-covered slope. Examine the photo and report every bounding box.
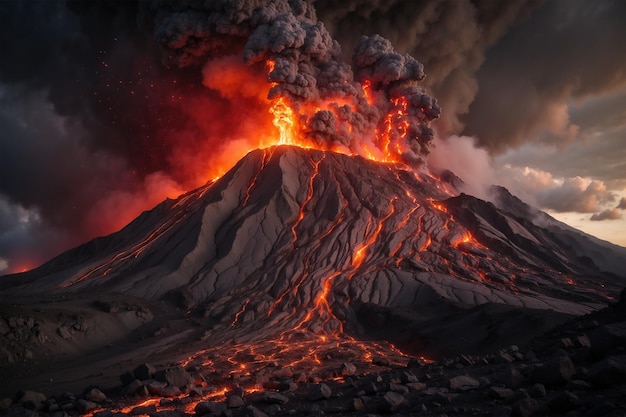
[2,146,626,396]
[489,185,626,278]
[2,147,623,342]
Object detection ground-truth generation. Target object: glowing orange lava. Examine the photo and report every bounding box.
[270,97,297,145]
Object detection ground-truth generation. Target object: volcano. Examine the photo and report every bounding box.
[1,146,624,396]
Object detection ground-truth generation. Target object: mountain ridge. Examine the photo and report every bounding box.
[1,145,624,396]
[2,146,622,312]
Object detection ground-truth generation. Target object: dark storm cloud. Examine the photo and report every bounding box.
[535,177,616,213]
[496,122,626,190]
[0,0,221,272]
[590,209,622,221]
[463,0,626,152]
[314,0,542,135]
[617,198,626,210]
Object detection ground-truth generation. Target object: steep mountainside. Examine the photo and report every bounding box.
[2,147,622,334]
[1,146,624,396]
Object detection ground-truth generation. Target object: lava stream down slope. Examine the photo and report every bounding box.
[1,146,623,385]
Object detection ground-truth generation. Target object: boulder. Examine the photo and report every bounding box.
[155,366,193,389]
[547,391,580,412]
[449,375,480,391]
[133,363,156,380]
[308,383,331,401]
[503,367,525,388]
[352,397,364,411]
[262,392,288,405]
[340,362,356,376]
[271,367,292,379]
[227,395,245,409]
[146,381,168,396]
[586,355,626,386]
[511,398,538,417]
[57,327,72,340]
[84,388,107,404]
[405,382,427,391]
[195,401,227,416]
[123,379,145,396]
[372,356,389,366]
[489,386,514,399]
[75,399,98,413]
[399,371,418,383]
[16,391,46,411]
[159,386,182,397]
[590,322,626,357]
[531,355,576,386]
[388,382,409,395]
[378,391,404,413]
[131,405,157,415]
[120,372,136,386]
[245,405,268,417]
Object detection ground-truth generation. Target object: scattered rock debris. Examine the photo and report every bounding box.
[2,294,625,417]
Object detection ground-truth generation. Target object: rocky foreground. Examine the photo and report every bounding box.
[2,291,625,417]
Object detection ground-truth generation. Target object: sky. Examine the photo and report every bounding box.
[0,0,625,274]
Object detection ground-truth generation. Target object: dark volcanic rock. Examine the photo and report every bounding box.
[340,362,356,376]
[2,405,39,417]
[131,405,157,415]
[133,363,157,381]
[245,405,268,417]
[75,399,98,413]
[195,401,226,416]
[489,386,514,399]
[547,390,580,412]
[84,388,107,404]
[16,391,46,411]
[590,322,626,357]
[511,398,538,417]
[378,391,405,413]
[262,392,289,405]
[530,355,576,386]
[449,375,480,391]
[155,367,193,389]
[308,384,331,401]
[586,355,626,386]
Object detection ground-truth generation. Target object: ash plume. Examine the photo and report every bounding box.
[0,0,440,273]
[146,0,440,163]
[313,0,542,137]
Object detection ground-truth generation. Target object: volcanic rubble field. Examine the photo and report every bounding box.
[0,292,624,417]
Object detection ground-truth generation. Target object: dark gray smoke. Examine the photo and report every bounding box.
[145,0,440,164]
[313,0,541,138]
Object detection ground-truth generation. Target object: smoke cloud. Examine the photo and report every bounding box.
[463,0,626,152]
[590,209,622,222]
[493,165,618,215]
[147,0,440,163]
[314,0,542,137]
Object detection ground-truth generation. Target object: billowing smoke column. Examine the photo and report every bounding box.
[146,0,440,165]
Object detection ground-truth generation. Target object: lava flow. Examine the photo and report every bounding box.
[13,89,613,407]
